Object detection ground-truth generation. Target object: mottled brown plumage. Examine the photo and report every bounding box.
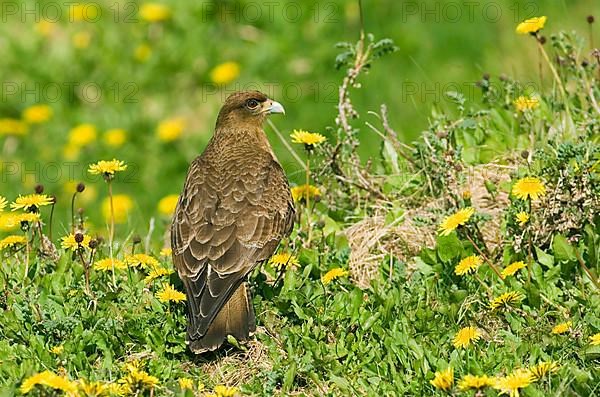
[171,91,294,353]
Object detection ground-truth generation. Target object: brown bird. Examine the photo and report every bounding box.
[171,91,294,353]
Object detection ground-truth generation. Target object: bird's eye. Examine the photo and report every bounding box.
[246,99,260,110]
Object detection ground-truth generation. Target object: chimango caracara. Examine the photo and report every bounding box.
[171,91,294,353]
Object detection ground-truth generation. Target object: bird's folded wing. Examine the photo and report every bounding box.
[171,153,294,338]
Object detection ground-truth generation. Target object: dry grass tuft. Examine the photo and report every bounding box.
[346,162,517,288]
[198,337,271,387]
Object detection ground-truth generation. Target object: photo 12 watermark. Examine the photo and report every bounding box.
[1,161,140,185]
[1,81,139,104]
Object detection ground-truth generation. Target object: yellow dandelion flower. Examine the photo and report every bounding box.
[438,207,475,236]
[62,143,80,160]
[269,252,300,270]
[119,366,159,391]
[77,379,108,396]
[0,196,7,212]
[454,255,483,276]
[144,267,173,283]
[516,212,529,226]
[0,213,20,232]
[94,258,127,272]
[7,212,41,227]
[214,385,238,396]
[512,177,546,201]
[514,96,539,112]
[494,369,534,397]
[529,361,559,381]
[178,378,194,390]
[0,235,27,250]
[159,247,172,257]
[139,3,171,22]
[321,268,349,285]
[551,321,572,335]
[458,374,495,391]
[106,382,130,396]
[125,253,160,269]
[291,184,321,202]
[462,190,472,200]
[490,291,523,310]
[210,62,241,85]
[104,128,127,148]
[50,345,64,355]
[516,16,547,34]
[88,159,128,177]
[69,4,99,21]
[134,43,152,62]
[15,213,42,224]
[156,284,186,303]
[35,20,56,36]
[102,195,134,224]
[290,129,326,146]
[68,123,97,147]
[10,194,53,211]
[430,367,453,391]
[589,333,600,345]
[157,118,185,142]
[20,371,77,394]
[501,261,527,278]
[157,194,179,216]
[72,31,91,49]
[22,105,52,124]
[0,118,28,136]
[453,326,482,349]
[60,233,91,251]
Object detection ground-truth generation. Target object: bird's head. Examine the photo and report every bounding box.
[215,90,285,128]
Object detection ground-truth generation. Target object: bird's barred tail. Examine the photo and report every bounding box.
[188,283,256,354]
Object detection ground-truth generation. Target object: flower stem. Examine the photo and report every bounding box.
[464,233,504,282]
[535,38,574,131]
[108,180,116,286]
[474,273,492,295]
[305,157,312,246]
[267,119,306,172]
[48,200,55,240]
[574,247,600,290]
[24,232,30,285]
[70,192,77,234]
[77,247,90,294]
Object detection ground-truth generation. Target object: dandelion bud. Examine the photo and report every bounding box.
[521,150,529,159]
[539,36,547,45]
[34,184,44,194]
[133,235,142,245]
[77,207,84,215]
[482,73,490,81]
[88,239,98,249]
[582,60,589,67]
[313,195,322,203]
[587,15,595,24]
[74,233,84,243]
[316,220,325,229]
[76,182,86,192]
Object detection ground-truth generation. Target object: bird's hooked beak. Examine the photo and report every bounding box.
[266,100,285,115]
